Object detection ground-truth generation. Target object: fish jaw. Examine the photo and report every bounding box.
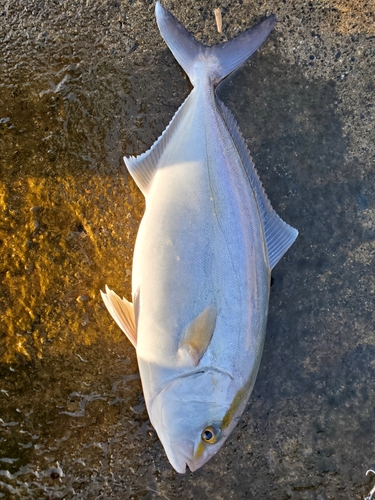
[163,441,194,474]
[149,436,225,473]
[164,437,227,474]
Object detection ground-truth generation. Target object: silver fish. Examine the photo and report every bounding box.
[102,2,297,473]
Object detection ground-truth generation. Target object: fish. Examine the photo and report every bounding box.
[101,1,298,473]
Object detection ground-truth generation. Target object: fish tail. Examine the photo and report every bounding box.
[155,2,276,87]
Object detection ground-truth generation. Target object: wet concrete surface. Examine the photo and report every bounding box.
[1,0,375,498]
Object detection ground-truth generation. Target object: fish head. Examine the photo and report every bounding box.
[149,368,245,473]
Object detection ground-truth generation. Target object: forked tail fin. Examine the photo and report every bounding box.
[155,2,276,86]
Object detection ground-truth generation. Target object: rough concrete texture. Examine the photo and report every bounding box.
[0,0,375,499]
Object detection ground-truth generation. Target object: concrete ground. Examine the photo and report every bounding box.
[0,0,374,498]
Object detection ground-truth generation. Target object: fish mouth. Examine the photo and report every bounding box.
[170,458,187,474]
[167,440,222,473]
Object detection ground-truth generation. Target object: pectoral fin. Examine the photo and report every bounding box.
[178,305,217,366]
[101,285,137,348]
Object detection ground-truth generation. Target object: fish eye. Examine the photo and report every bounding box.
[201,425,220,444]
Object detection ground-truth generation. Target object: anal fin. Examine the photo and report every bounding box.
[124,93,191,197]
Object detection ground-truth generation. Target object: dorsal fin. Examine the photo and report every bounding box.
[101,286,137,347]
[217,99,298,269]
[178,305,217,366]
